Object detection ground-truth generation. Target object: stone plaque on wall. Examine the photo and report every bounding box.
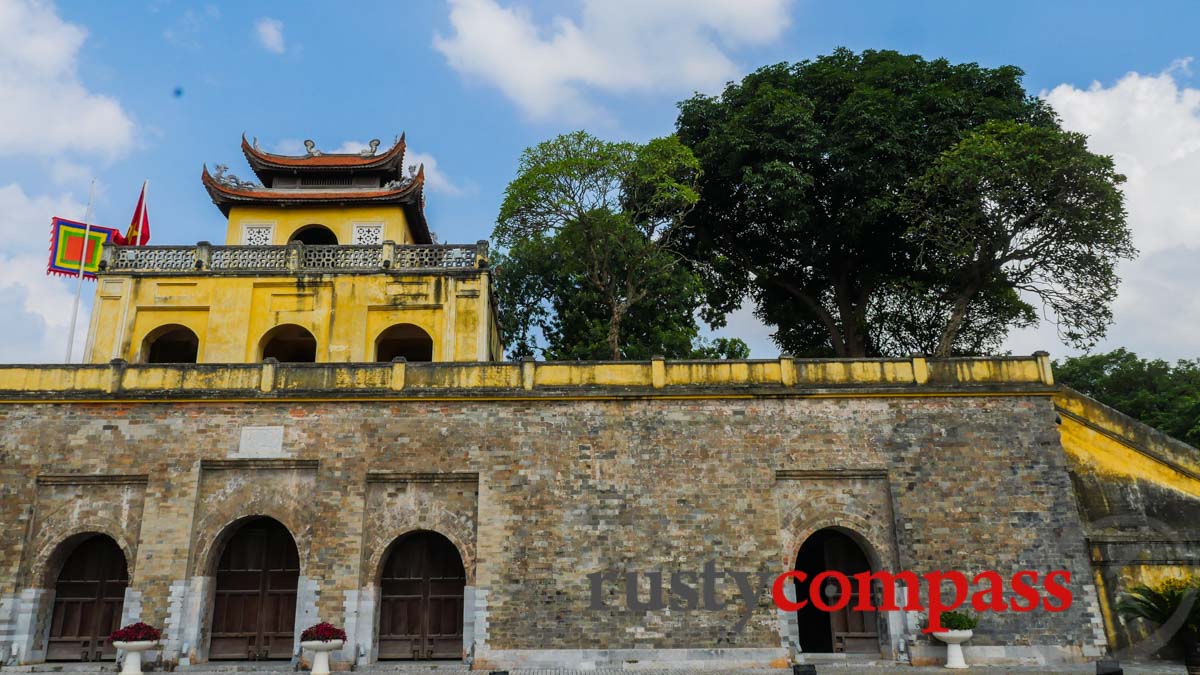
[234,426,286,458]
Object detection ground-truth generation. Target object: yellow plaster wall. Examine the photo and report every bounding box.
[82,271,494,364]
[1055,389,1200,651]
[223,205,412,245]
[1055,391,1200,500]
[0,354,1057,396]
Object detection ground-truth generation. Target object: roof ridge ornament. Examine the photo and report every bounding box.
[383,163,422,190]
[304,139,322,157]
[212,164,261,190]
[360,139,380,157]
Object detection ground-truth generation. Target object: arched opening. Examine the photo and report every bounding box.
[260,324,317,363]
[793,528,878,655]
[209,517,299,660]
[289,225,337,245]
[375,324,434,363]
[377,531,465,660]
[142,324,199,364]
[46,534,128,661]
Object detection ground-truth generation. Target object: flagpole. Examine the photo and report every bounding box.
[65,180,97,363]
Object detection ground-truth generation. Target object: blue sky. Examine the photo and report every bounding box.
[1,0,1198,362]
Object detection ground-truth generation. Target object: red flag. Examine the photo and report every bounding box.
[114,181,150,246]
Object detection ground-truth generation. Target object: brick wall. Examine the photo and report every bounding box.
[0,392,1098,667]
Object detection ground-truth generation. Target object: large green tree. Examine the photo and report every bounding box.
[492,131,746,361]
[901,121,1133,355]
[1056,349,1200,447]
[676,48,1131,357]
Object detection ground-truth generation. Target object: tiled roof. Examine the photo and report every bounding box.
[201,164,432,244]
[240,134,407,176]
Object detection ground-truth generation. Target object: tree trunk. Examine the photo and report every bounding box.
[935,283,980,357]
[608,306,623,361]
[771,279,849,356]
[832,276,870,357]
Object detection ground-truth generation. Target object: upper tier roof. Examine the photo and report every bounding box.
[241,134,407,181]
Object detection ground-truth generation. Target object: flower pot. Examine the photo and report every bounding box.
[112,640,157,675]
[932,630,973,669]
[301,639,344,675]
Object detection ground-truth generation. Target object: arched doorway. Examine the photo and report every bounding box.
[46,535,128,661]
[142,324,199,363]
[375,324,434,362]
[260,324,317,363]
[289,225,337,245]
[209,518,299,660]
[377,531,465,660]
[793,528,878,654]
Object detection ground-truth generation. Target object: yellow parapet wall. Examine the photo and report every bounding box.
[0,354,1054,399]
[1054,387,1200,653]
[1056,388,1200,499]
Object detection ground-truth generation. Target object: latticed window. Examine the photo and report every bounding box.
[243,224,274,246]
[352,224,383,245]
[300,175,352,187]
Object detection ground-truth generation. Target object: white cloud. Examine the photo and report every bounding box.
[434,0,793,121]
[1003,63,1200,361]
[50,159,92,186]
[270,138,306,156]
[326,140,463,195]
[0,0,134,158]
[253,17,285,54]
[0,183,90,363]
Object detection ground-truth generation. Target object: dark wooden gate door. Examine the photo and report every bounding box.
[210,519,299,660]
[47,536,128,661]
[794,528,879,654]
[378,532,465,660]
[821,532,878,654]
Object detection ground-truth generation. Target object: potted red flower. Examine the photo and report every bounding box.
[300,622,347,675]
[109,622,161,675]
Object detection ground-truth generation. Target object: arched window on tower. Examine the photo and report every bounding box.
[289,224,338,245]
[141,324,200,363]
[375,324,434,362]
[260,324,317,363]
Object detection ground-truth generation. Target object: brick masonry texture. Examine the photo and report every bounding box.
[0,393,1096,665]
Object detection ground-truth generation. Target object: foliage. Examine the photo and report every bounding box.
[675,48,1130,357]
[109,622,161,643]
[493,131,744,360]
[901,121,1133,355]
[1116,577,1200,639]
[300,622,347,642]
[689,337,752,360]
[938,611,978,631]
[1055,349,1200,447]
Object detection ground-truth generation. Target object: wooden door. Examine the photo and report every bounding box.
[210,519,298,660]
[47,536,128,661]
[378,532,465,660]
[794,528,879,654]
[822,533,878,654]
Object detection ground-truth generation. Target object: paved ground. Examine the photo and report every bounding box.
[0,663,1190,674]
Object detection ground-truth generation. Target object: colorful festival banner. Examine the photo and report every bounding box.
[47,217,121,280]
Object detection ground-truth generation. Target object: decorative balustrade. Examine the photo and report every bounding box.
[101,241,487,274]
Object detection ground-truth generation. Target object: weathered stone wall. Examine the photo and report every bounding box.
[1055,390,1200,656]
[0,390,1101,668]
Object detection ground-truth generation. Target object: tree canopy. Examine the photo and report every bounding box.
[492,131,747,361]
[902,120,1133,355]
[675,48,1133,357]
[1056,349,1200,448]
